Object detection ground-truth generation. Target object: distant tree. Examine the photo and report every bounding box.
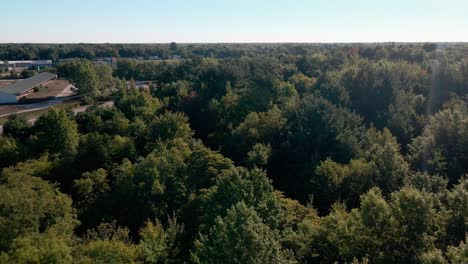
[170,42,178,52]
[288,72,317,95]
[95,64,116,97]
[114,59,137,80]
[154,80,190,109]
[57,59,99,96]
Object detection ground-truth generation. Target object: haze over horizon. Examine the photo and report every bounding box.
[3,0,467,43]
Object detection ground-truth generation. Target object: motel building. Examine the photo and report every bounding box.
[0,72,57,104]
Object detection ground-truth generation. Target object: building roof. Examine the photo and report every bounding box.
[0,72,57,96]
[0,60,52,64]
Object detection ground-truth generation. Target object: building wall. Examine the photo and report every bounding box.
[0,93,18,104]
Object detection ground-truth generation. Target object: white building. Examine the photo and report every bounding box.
[0,72,57,104]
[0,60,53,71]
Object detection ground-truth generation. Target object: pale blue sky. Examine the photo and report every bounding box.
[2,0,467,43]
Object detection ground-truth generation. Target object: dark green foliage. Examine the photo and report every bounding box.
[279,94,364,204]
[3,115,31,142]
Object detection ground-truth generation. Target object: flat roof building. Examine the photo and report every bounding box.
[0,72,57,104]
[0,60,53,71]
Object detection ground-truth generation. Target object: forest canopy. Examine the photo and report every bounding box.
[0,43,467,263]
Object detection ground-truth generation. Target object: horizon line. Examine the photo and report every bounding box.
[1,41,468,45]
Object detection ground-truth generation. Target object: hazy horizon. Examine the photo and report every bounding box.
[3,0,467,43]
[1,42,467,44]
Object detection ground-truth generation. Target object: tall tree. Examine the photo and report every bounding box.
[34,108,79,156]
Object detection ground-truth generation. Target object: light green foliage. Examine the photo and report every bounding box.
[192,202,293,264]
[420,249,447,264]
[58,59,99,96]
[34,108,79,156]
[138,217,183,264]
[0,161,77,253]
[442,178,468,246]
[359,128,409,195]
[233,105,286,144]
[311,128,409,207]
[154,80,190,108]
[198,167,282,233]
[74,223,137,264]
[74,239,138,264]
[315,158,375,207]
[388,187,439,262]
[209,83,242,129]
[114,81,162,120]
[308,187,443,263]
[95,64,116,97]
[229,105,286,160]
[246,143,272,168]
[0,136,19,168]
[404,172,448,194]
[288,72,316,95]
[147,111,193,149]
[447,237,468,264]
[409,106,468,183]
[5,229,74,264]
[110,139,191,229]
[58,59,115,97]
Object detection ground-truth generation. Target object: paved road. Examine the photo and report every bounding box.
[0,101,114,134]
[0,96,80,118]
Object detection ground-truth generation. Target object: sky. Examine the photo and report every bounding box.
[2,0,467,43]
